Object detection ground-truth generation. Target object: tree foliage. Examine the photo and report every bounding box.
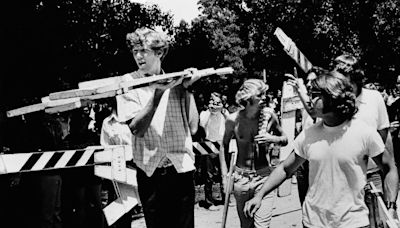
[172,0,400,101]
[2,0,400,111]
[3,0,173,109]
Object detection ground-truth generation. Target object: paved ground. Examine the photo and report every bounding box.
[131,178,302,228]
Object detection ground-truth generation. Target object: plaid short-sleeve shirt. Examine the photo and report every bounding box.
[117,71,195,177]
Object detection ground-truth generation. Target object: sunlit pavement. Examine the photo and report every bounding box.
[131,178,303,228]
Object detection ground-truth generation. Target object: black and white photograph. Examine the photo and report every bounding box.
[1,0,400,227]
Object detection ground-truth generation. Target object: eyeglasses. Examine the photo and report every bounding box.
[309,90,322,99]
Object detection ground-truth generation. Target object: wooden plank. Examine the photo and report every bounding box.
[282,96,303,113]
[96,68,215,94]
[78,76,125,89]
[274,27,313,73]
[279,81,301,161]
[7,67,234,117]
[96,67,234,94]
[102,181,139,226]
[6,103,46,117]
[370,182,398,228]
[49,88,97,100]
[93,145,133,163]
[280,111,296,161]
[45,99,92,114]
[41,96,81,107]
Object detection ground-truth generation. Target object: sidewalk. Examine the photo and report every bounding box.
[194,178,302,228]
[131,178,303,228]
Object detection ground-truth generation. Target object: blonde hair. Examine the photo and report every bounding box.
[126,27,170,60]
[235,79,269,106]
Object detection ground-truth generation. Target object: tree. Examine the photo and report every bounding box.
[173,0,400,98]
[3,0,173,110]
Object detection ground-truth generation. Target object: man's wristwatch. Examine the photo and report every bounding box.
[387,201,397,210]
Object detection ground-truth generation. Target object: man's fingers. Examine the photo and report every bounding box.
[250,207,257,218]
[244,202,251,217]
[244,201,258,218]
[284,73,296,80]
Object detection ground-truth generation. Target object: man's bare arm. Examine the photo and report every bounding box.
[372,152,399,203]
[243,152,306,217]
[219,116,235,177]
[187,92,199,135]
[270,112,288,146]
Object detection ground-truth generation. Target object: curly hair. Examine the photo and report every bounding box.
[126,27,170,60]
[311,71,358,120]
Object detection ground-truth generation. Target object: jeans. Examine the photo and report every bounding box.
[200,155,223,206]
[137,166,195,228]
[233,167,276,228]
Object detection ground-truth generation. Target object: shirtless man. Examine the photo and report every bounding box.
[219,79,288,228]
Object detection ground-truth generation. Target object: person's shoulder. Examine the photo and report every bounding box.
[349,118,376,133]
[122,71,142,81]
[199,109,210,120]
[298,121,323,139]
[227,111,240,122]
[102,114,112,124]
[200,109,210,115]
[362,88,382,99]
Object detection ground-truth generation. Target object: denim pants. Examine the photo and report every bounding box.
[137,166,195,228]
[233,167,276,228]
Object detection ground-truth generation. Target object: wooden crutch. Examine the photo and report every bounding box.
[221,149,238,228]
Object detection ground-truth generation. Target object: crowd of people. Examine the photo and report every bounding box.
[1,26,400,228]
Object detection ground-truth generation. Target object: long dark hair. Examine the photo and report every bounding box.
[311,71,358,120]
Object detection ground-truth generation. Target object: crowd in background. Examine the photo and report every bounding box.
[1,71,400,227]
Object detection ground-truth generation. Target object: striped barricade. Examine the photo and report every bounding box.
[0,145,132,175]
[193,141,220,155]
[274,27,313,73]
[0,142,231,175]
[0,142,235,225]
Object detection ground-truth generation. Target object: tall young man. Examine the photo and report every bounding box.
[244,71,398,228]
[219,79,288,228]
[333,54,399,224]
[117,27,200,228]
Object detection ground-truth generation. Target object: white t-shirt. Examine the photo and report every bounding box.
[100,112,133,146]
[354,88,390,173]
[354,88,390,131]
[199,109,225,142]
[294,119,384,228]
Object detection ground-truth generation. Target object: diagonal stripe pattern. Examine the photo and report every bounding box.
[0,143,222,174]
[274,27,313,73]
[192,141,220,156]
[0,148,104,174]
